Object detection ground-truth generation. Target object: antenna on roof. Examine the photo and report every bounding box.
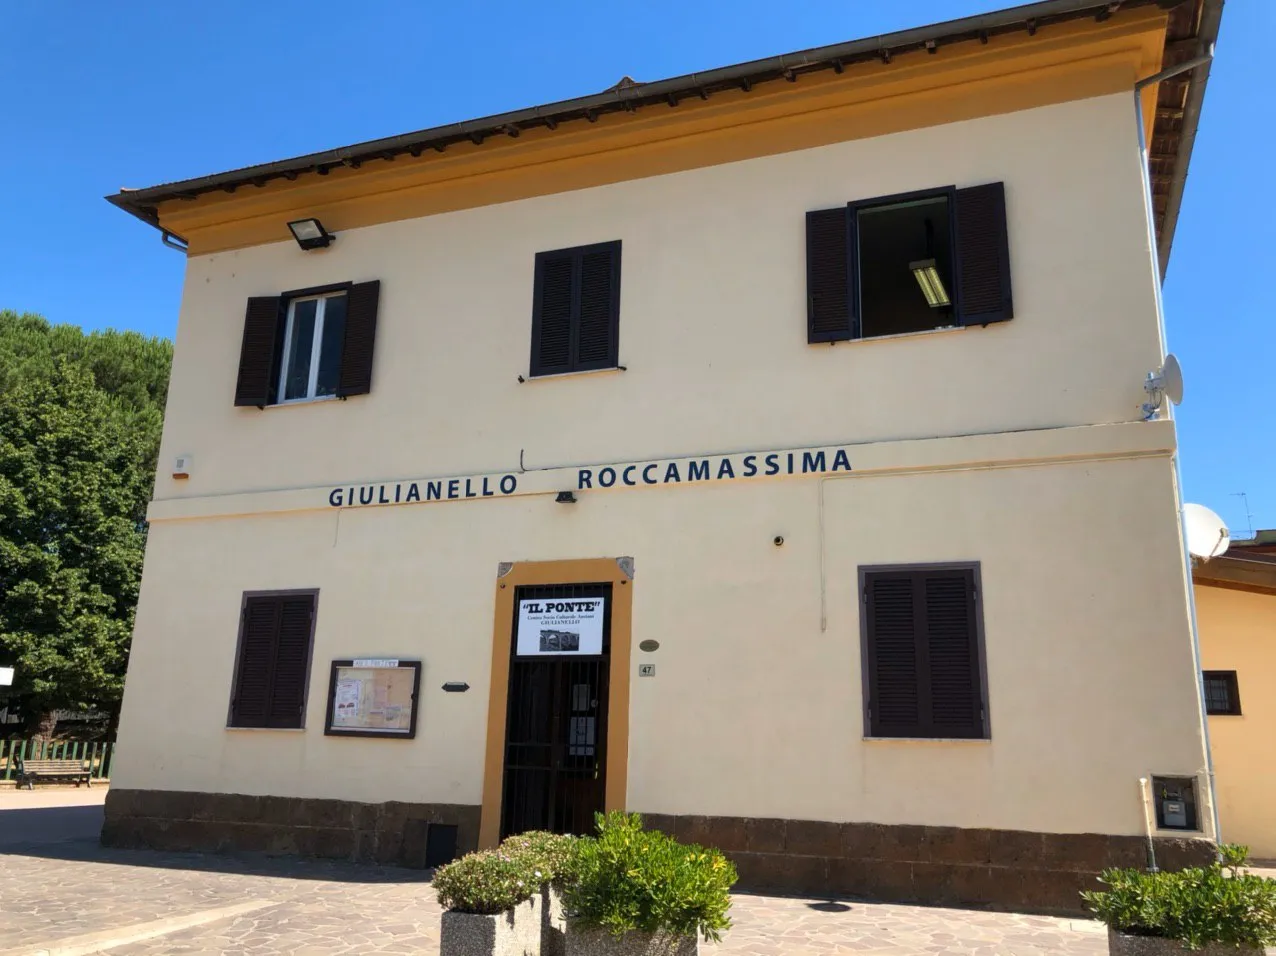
[1229,492,1255,541]
[1183,503,1230,561]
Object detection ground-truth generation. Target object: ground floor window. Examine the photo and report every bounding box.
[860,564,988,739]
[228,590,319,729]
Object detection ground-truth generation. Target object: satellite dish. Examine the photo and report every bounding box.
[1184,503,1230,560]
[1143,354,1184,418]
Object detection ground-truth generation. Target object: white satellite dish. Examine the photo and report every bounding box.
[1184,503,1230,560]
[1143,353,1184,418]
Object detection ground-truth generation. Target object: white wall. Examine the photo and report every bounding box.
[155,92,1159,503]
[115,447,1207,837]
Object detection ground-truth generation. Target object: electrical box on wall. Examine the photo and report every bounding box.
[172,455,192,479]
[1152,776,1199,831]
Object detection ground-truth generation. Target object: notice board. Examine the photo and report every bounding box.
[323,659,422,738]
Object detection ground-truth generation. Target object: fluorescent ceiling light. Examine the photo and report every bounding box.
[909,259,950,308]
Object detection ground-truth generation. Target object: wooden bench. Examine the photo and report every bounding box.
[14,756,92,789]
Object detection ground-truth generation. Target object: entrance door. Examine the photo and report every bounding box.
[500,582,611,838]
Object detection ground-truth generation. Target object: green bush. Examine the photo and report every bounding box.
[499,830,580,885]
[1081,844,1276,950]
[433,848,543,914]
[563,812,736,942]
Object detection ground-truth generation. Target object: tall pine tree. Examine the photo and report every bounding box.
[0,311,171,737]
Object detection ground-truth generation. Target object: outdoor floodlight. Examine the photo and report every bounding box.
[288,218,335,250]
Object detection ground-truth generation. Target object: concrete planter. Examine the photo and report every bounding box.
[1107,928,1264,955]
[542,885,567,956]
[440,893,543,956]
[564,926,698,956]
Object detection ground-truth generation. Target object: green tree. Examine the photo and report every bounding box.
[0,311,172,737]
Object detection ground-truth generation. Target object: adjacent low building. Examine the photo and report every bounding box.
[1195,533,1276,861]
[103,0,1224,913]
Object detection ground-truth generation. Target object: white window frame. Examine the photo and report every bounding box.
[277,292,345,404]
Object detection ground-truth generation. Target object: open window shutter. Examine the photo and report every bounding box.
[530,251,575,376]
[234,296,283,407]
[575,243,621,371]
[921,570,984,738]
[266,594,315,728]
[865,573,922,736]
[806,208,854,343]
[337,280,380,397]
[230,597,282,727]
[955,182,1013,326]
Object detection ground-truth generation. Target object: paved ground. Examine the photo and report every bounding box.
[0,787,1257,956]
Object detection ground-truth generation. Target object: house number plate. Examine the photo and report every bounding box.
[639,664,655,677]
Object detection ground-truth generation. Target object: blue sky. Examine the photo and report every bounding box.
[1,1,1269,533]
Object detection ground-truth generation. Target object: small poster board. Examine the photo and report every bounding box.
[324,659,421,739]
[516,597,606,656]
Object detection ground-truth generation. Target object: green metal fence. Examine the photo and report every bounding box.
[0,739,114,781]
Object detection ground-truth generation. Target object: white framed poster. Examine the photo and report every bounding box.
[516,597,606,656]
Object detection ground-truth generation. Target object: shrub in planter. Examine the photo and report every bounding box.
[1082,844,1276,953]
[435,848,546,956]
[562,812,736,955]
[499,832,579,956]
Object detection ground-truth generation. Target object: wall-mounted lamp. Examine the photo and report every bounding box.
[909,259,950,308]
[288,218,335,250]
[555,491,578,504]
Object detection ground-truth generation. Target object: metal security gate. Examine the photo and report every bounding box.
[501,583,611,838]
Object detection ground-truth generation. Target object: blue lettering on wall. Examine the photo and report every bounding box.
[642,464,658,484]
[578,469,593,490]
[765,454,780,476]
[378,485,390,504]
[358,486,375,505]
[622,465,637,486]
[447,479,460,499]
[688,460,710,481]
[464,478,476,498]
[598,467,617,488]
[500,475,518,494]
[832,449,852,472]
[406,483,421,502]
[802,451,826,474]
[394,483,402,503]
[481,476,494,497]
[717,458,735,479]
[742,455,757,477]
[329,488,344,507]
[664,462,681,483]
[426,481,442,501]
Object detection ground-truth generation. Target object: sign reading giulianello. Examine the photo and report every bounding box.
[327,444,852,509]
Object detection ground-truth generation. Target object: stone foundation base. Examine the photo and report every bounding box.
[639,813,1215,916]
[101,789,478,867]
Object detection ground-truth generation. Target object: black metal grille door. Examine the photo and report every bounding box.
[501,583,611,838]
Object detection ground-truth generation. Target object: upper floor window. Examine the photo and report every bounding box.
[279,292,347,402]
[806,182,1013,343]
[530,241,621,377]
[1203,670,1241,715]
[234,280,381,408]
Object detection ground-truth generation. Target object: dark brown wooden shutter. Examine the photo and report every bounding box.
[230,597,282,727]
[864,567,984,739]
[922,571,983,738]
[955,182,1013,326]
[337,280,380,397]
[266,594,316,727]
[234,296,283,407]
[865,574,921,736]
[575,244,621,370]
[229,592,316,729]
[530,241,621,377]
[806,208,854,343]
[531,251,574,376]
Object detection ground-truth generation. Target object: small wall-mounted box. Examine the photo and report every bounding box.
[172,455,192,479]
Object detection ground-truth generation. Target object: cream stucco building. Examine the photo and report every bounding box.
[104,0,1224,913]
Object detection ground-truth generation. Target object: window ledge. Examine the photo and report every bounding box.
[522,366,625,383]
[225,726,307,732]
[862,736,990,744]
[824,325,962,347]
[265,396,341,409]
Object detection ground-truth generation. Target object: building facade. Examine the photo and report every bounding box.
[104,0,1223,913]
[1195,537,1276,860]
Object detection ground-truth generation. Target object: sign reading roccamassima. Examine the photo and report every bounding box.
[516,598,606,656]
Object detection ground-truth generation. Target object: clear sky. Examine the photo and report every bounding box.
[1,1,1269,533]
